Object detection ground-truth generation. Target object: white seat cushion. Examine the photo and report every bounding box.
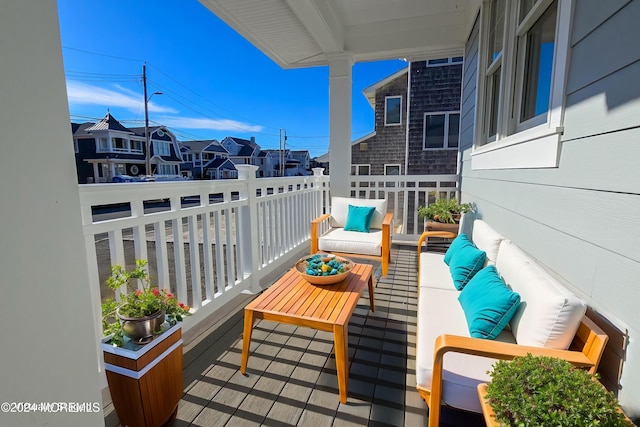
[419,252,456,290]
[318,228,382,256]
[415,287,517,413]
[471,220,505,264]
[496,241,586,349]
[329,197,388,230]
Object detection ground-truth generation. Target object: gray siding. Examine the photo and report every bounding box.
[460,2,640,416]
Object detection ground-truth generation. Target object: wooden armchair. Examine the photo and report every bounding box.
[420,315,609,427]
[311,197,392,276]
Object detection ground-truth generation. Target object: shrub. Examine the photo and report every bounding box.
[485,354,632,427]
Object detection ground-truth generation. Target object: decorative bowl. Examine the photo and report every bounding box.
[295,254,354,285]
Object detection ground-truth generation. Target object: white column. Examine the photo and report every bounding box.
[0,1,103,426]
[328,53,354,198]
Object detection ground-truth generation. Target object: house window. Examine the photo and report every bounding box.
[114,164,126,175]
[184,153,193,162]
[474,0,569,169]
[98,138,109,152]
[73,140,79,153]
[350,164,370,176]
[130,140,143,153]
[385,165,401,175]
[423,112,460,149]
[154,141,171,156]
[384,96,402,126]
[112,137,128,152]
[157,164,174,175]
[427,57,464,66]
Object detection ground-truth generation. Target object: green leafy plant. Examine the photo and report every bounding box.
[101,260,191,347]
[417,198,472,223]
[485,354,632,427]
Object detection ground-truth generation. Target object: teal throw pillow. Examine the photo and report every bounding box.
[444,233,472,265]
[458,265,521,340]
[449,242,486,290]
[344,205,376,233]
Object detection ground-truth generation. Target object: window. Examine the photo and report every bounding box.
[130,140,143,153]
[98,138,109,152]
[350,164,370,176]
[384,96,402,126]
[384,165,401,175]
[427,57,464,66]
[423,112,460,149]
[112,137,128,152]
[157,164,174,175]
[114,164,126,175]
[184,153,193,162]
[73,140,79,153]
[474,0,570,169]
[154,141,171,156]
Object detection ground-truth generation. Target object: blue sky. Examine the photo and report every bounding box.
[57,0,407,158]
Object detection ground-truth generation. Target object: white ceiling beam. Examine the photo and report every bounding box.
[284,0,344,53]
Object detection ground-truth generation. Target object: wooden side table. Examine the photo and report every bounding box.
[102,323,183,427]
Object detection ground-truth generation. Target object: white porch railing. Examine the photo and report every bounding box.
[80,168,458,339]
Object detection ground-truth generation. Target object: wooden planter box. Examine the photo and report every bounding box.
[425,220,460,234]
[102,323,183,427]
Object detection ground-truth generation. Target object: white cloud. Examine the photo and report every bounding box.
[66,81,177,114]
[157,116,264,132]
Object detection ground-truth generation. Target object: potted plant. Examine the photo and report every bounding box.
[417,198,472,233]
[101,259,190,346]
[479,354,632,426]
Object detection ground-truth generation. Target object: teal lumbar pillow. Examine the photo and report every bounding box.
[448,242,486,290]
[344,205,376,232]
[444,233,472,265]
[458,265,521,340]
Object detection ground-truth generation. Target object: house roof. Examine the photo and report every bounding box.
[314,131,376,162]
[199,0,479,69]
[180,139,228,153]
[71,122,95,137]
[363,67,409,109]
[206,158,236,170]
[85,112,132,133]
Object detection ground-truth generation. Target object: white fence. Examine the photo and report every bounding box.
[79,168,458,338]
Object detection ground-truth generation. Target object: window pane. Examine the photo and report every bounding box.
[358,165,370,175]
[428,58,448,65]
[521,2,557,122]
[425,114,446,149]
[487,69,501,138]
[448,114,460,148]
[385,165,400,175]
[488,0,506,63]
[519,0,536,23]
[385,97,401,125]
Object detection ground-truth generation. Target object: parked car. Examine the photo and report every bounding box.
[112,175,137,183]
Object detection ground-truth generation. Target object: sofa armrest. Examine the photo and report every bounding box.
[426,334,594,427]
[311,213,332,254]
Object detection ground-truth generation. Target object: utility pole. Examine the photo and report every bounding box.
[143,64,162,176]
[143,64,150,175]
[279,129,287,177]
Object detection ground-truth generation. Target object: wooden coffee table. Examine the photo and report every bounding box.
[240,262,375,403]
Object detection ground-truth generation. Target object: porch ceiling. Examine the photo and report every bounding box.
[199,0,481,68]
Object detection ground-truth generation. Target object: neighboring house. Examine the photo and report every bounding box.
[261,149,312,177]
[350,58,463,176]
[179,139,236,179]
[72,112,182,183]
[220,136,260,166]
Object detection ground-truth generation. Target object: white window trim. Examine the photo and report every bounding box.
[423,111,461,150]
[384,95,402,126]
[472,0,571,170]
[351,164,371,176]
[384,164,401,175]
[73,140,79,153]
[154,140,171,156]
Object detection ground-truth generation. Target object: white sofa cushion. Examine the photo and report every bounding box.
[419,252,456,290]
[329,197,388,230]
[496,241,587,349]
[318,228,382,256]
[416,287,517,413]
[471,220,505,264]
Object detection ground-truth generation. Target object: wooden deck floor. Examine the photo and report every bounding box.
[105,244,485,427]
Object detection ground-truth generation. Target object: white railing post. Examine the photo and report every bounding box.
[312,168,325,217]
[236,165,261,293]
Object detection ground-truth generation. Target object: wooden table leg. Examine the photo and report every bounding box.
[240,308,255,374]
[334,324,349,404]
[368,275,375,312]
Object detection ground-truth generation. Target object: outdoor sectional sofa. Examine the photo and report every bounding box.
[416,215,609,427]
